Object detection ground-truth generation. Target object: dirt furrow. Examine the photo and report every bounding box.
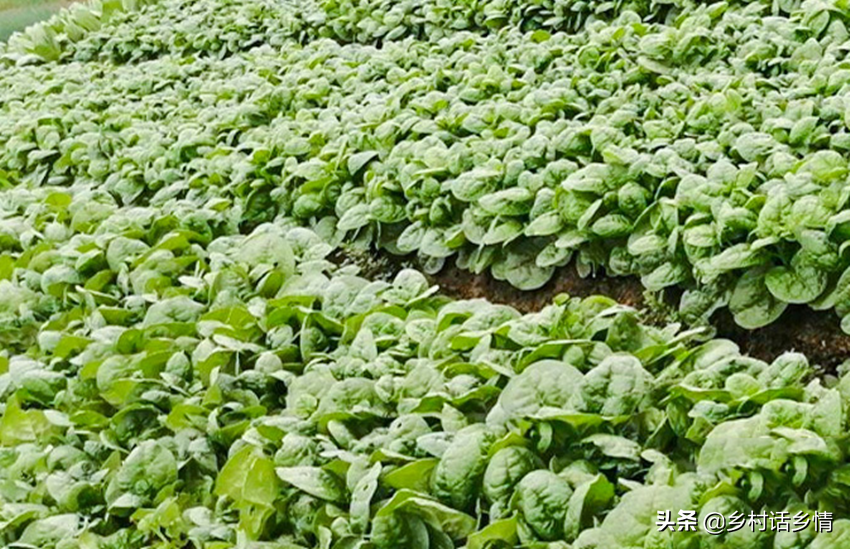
[335,248,850,371]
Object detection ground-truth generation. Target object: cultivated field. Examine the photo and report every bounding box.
[1,0,850,547]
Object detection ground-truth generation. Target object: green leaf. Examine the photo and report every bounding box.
[337,204,372,232]
[491,249,555,291]
[513,470,572,541]
[350,462,382,533]
[348,151,379,174]
[0,395,53,445]
[276,467,346,503]
[216,446,277,507]
[525,212,563,237]
[478,188,533,216]
[564,474,614,541]
[765,252,827,304]
[730,268,789,329]
[698,417,787,474]
[377,490,477,540]
[467,517,519,549]
[383,459,439,493]
[483,447,539,517]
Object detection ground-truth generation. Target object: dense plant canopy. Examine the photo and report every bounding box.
[2,217,850,548]
[4,0,850,331]
[2,0,850,548]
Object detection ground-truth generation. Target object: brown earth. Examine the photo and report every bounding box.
[431,261,646,312]
[432,263,850,373]
[710,306,850,376]
[334,249,850,372]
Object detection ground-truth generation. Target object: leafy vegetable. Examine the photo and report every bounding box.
[2,0,850,331]
[0,0,849,547]
[0,223,843,547]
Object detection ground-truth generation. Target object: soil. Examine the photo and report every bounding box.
[432,262,647,312]
[333,249,850,372]
[710,306,850,376]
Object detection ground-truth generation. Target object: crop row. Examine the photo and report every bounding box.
[0,182,847,546]
[4,0,850,332]
[2,0,697,64]
[3,0,850,547]
[3,0,832,65]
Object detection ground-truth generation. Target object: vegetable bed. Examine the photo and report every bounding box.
[2,219,850,548]
[5,0,850,332]
[1,0,850,548]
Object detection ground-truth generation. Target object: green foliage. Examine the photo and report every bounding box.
[4,0,850,331]
[0,0,850,547]
[0,221,846,548]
